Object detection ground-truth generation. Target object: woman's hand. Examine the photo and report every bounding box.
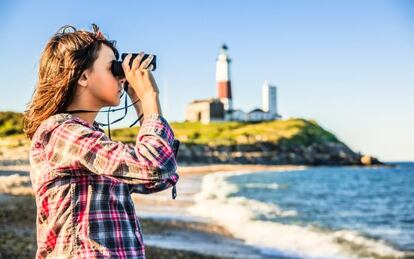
[122,52,160,101]
[122,52,162,117]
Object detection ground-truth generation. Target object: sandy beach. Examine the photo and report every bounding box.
[0,163,303,258]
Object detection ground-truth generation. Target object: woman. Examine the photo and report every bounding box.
[23,24,179,258]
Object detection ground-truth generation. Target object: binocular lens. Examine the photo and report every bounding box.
[111,53,157,78]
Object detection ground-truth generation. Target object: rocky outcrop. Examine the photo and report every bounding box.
[176,141,382,166]
[360,155,382,166]
[0,141,382,167]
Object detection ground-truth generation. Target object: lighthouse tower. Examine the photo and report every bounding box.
[216,44,233,112]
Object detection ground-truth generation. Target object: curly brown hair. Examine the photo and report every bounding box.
[23,24,119,140]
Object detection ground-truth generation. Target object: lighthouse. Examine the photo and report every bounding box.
[216,44,233,112]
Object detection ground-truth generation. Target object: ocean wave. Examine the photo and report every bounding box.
[242,182,280,190]
[187,170,409,259]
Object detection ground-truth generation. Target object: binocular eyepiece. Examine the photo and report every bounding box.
[111,53,157,78]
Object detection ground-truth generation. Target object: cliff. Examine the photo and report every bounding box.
[111,118,381,166]
[0,112,381,166]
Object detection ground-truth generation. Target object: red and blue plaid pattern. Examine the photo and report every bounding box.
[29,113,179,258]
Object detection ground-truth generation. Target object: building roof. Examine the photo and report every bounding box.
[248,108,266,114]
[190,97,221,104]
[225,109,245,113]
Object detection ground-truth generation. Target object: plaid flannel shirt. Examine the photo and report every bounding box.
[29,113,179,259]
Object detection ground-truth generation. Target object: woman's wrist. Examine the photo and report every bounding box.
[141,93,162,118]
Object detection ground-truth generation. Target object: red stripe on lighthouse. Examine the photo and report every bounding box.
[217,81,232,99]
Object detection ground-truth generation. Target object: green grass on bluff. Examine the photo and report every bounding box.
[0,111,341,147]
[110,118,340,146]
[0,112,24,137]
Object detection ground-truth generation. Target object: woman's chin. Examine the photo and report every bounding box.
[102,94,122,107]
[105,99,120,107]
[114,96,122,106]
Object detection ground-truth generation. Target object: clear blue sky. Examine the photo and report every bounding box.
[1,0,413,162]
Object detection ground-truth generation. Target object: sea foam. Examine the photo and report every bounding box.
[187,170,407,259]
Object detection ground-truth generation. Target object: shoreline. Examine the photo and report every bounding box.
[1,163,409,258]
[134,163,413,258]
[133,164,305,258]
[0,163,303,258]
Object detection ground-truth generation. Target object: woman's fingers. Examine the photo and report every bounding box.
[123,52,153,77]
[122,54,132,74]
[121,52,158,100]
[131,51,145,70]
[139,55,154,70]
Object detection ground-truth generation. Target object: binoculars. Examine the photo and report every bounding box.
[111,53,157,78]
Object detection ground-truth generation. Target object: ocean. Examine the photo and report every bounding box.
[188,163,414,259]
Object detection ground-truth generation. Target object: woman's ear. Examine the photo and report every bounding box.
[78,71,89,87]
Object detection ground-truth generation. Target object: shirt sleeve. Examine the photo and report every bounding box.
[46,113,179,188]
[128,138,180,195]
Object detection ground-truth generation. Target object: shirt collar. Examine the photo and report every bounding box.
[54,113,103,132]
